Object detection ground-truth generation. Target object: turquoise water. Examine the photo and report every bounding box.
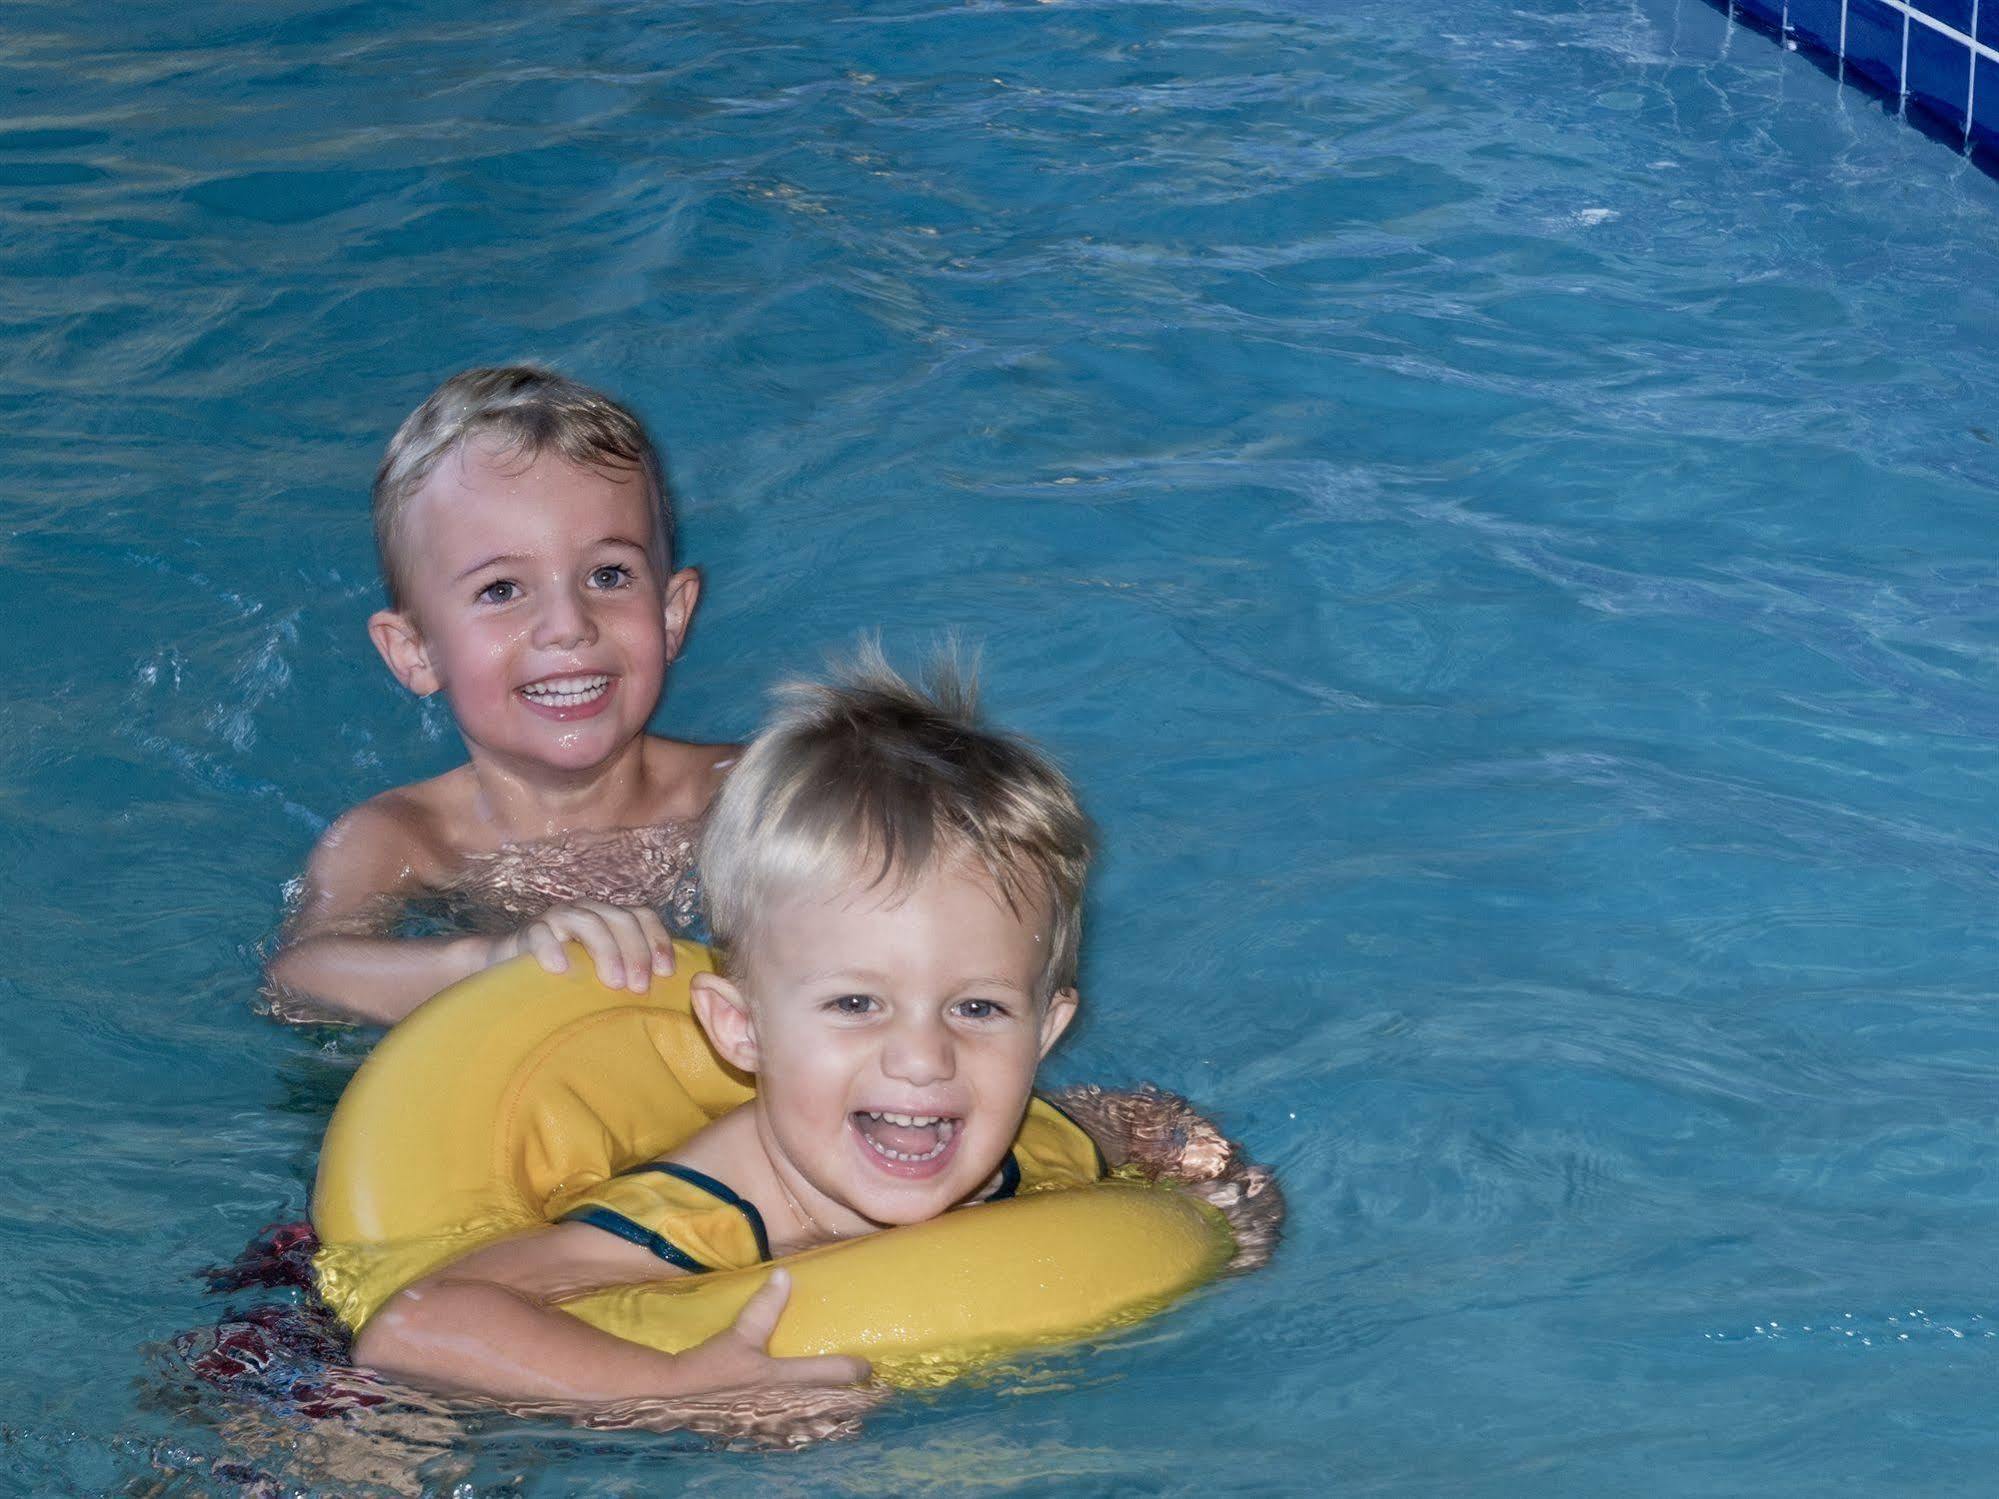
[8,0,1999,1491]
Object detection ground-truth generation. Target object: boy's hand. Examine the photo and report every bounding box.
[1051,1083,1287,1275]
[1183,1161,1286,1274]
[489,901,677,993]
[670,1270,872,1395]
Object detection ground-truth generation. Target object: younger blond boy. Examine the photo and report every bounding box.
[350,651,1282,1407]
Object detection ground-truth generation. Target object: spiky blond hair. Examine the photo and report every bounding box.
[700,644,1094,1000]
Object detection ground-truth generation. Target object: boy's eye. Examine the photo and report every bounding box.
[954,998,1010,1022]
[826,994,877,1016]
[477,579,520,604]
[588,564,634,590]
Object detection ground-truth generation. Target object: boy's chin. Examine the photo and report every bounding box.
[849,1187,982,1229]
[840,1164,1010,1228]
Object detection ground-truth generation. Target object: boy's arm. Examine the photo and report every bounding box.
[268,803,680,1026]
[352,1221,869,1404]
[264,803,491,1025]
[1049,1084,1286,1274]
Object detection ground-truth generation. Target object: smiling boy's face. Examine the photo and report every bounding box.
[692,858,1077,1234]
[368,438,697,780]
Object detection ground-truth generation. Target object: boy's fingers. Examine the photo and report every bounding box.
[579,929,628,989]
[729,1269,793,1348]
[608,912,654,992]
[637,909,676,974]
[525,924,568,973]
[574,902,653,992]
[554,911,629,989]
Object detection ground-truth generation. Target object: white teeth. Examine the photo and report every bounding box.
[856,1112,957,1163]
[521,674,609,706]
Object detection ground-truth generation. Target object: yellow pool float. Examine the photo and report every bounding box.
[311,941,1234,1385]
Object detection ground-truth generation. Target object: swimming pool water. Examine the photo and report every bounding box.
[7,0,1999,1492]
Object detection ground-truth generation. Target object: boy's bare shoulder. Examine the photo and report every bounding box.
[663,1102,757,1179]
[641,735,744,821]
[307,774,466,897]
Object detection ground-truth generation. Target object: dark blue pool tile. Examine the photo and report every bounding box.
[1843,0,1905,93]
[1786,0,1845,56]
[1908,0,1972,34]
[1905,21,1972,130]
[1981,1,1999,50]
[1974,56,1999,153]
[1732,0,1784,29]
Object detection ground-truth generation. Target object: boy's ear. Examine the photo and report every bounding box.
[367,609,440,697]
[1037,987,1079,1060]
[660,566,701,663]
[691,970,760,1073]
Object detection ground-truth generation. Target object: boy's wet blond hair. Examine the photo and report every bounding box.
[373,365,672,609]
[700,644,1094,1001]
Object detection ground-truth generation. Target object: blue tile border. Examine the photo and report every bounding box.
[1705,0,1999,178]
[1976,54,1999,151]
[1908,18,1974,124]
[1915,0,1973,32]
[1785,0,1846,56]
[1842,0,1906,94]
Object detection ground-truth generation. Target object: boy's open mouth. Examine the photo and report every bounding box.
[851,1110,960,1169]
[517,673,614,719]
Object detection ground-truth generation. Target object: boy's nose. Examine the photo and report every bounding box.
[531,586,598,650]
[882,1020,956,1087]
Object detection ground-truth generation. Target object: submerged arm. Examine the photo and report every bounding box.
[352,1223,868,1405]
[1050,1084,1286,1274]
[265,928,491,1026]
[263,805,489,1026]
[265,803,679,1025]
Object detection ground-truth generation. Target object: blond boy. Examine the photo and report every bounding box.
[350,652,1282,1406]
[270,367,730,1024]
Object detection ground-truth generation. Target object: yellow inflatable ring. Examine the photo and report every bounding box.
[312,941,1234,1386]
